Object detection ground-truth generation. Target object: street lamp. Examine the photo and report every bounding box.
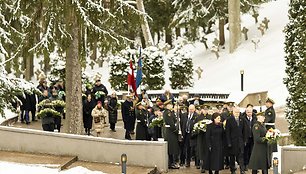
[240,70,244,91]
[121,153,127,174]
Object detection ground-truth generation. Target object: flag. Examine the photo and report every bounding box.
[127,59,137,93]
[136,48,142,89]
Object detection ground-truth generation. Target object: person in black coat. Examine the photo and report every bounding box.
[243,107,257,170]
[248,113,271,174]
[225,107,247,174]
[121,95,135,140]
[23,93,33,124]
[205,112,224,174]
[83,94,95,135]
[196,105,212,173]
[106,92,118,132]
[180,104,198,167]
[135,102,149,140]
[163,100,180,169]
[92,79,108,106]
[264,97,277,153]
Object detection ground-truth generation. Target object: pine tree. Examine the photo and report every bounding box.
[142,46,165,90]
[109,50,131,91]
[284,0,306,146]
[168,39,194,89]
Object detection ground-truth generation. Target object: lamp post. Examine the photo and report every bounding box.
[121,153,127,174]
[240,70,244,91]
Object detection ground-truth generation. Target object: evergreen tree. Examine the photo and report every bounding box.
[284,0,306,146]
[109,50,131,91]
[168,39,194,89]
[142,46,165,90]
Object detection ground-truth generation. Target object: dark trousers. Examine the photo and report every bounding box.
[229,152,245,172]
[244,137,254,166]
[125,130,131,139]
[110,123,116,130]
[54,117,61,132]
[179,141,185,164]
[24,110,30,123]
[42,123,55,132]
[209,170,219,174]
[30,109,36,121]
[183,133,192,165]
[252,170,268,174]
[85,128,91,135]
[168,154,178,167]
[20,110,25,122]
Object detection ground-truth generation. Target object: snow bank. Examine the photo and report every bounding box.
[0,161,106,174]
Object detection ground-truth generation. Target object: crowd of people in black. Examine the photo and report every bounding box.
[15,76,277,174]
[120,90,277,174]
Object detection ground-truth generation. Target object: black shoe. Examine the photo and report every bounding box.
[186,163,190,168]
[26,122,30,125]
[111,129,116,132]
[32,119,38,122]
[201,169,206,173]
[196,166,200,169]
[169,165,179,169]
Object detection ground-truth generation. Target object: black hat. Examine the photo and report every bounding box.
[216,104,223,109]
[256,112,265,117]
[265,97,275,104]
[201,104,210,110]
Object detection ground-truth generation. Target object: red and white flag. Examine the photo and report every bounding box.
[127,59,137,93]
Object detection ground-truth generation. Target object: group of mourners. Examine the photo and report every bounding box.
[15,76,278,174]
[121,90,277,174]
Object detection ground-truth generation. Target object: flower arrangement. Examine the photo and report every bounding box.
[149,117,164,128]
[37,108,61,119]
[263,128,281,144]
[95,91,105,99]
[51,100,66,108]
[193,119,213,133]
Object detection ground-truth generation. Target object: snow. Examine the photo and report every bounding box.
[0,108,17,124]
[0,161,106,174]
[86,0,290,108]
[185,0,290,107]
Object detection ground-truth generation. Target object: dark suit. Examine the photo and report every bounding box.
[225,114,247,173]
[243,113,257,166]
[180,112,197,166]
[121,100,135,139]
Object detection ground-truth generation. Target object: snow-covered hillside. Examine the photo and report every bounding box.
[190,0,289,107]
[88,0,289,107]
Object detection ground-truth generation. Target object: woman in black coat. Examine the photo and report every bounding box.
[83,94,95,135]
[106,92,118,132]
[205,112,224,174]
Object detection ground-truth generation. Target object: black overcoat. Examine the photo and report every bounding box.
[121,100,135,131]
[107,97,118,124]
[163,109,180,155]
[205,123,224,171]
[225,115,247,155]
[195,114,211,160]
[83,99,95,129]
[135,108,149,140]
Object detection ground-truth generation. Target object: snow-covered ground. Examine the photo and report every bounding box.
[189,0,289,107]
[0,161,105,174]
[0,108,17,124]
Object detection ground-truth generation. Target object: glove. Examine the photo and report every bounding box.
[228,144,232,148]
[209,147,212,151]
